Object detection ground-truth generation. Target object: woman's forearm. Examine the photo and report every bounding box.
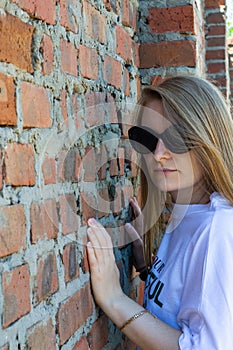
[102,292,181,350]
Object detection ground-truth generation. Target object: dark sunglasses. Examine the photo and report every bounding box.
[128,125,190,154]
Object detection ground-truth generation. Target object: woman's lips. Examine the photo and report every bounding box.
[154,168,177,174]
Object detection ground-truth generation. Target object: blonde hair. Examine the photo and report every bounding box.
[137,75,233,265]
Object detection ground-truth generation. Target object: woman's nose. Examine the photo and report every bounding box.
[152,139,171,161]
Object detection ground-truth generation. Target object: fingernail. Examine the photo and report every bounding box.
[88,218,97,225]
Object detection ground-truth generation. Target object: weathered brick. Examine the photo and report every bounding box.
[40,34,54,75]
[83,1,106,44]
[206,49,225,60]
[30,199,59,243]
[97,188,110,218]
[0,345,9,350]
[26,318,56,350]
[106,93,118,123]
[4,143,35,186]
[207,61,226,73]
[205,0,225,7]
[88,315,108,350]
[61,39,78,76]
[58,149,81,182]
[139,41,196,68]
[12,0,56,24]
[80,191,97,225]
[103,55,122,89]
[85,92,105,126]
[42,156,56,184]
[206,12,225,25]
[60,0,79,33]
[0,205,26,258]
[116,26,133,63]
[207,37,225,48]
[35,0,56,24]
[36,252,58,302]
[59,194,79,235]
[21,82,52,128]
[83,146,96,182]
[123,67,130,96]
[3,264,31,328]
[62,242,80,283]
[0,73,17,126]
[59,90,68,126]
[73,336,89,350]
[79,45,99,80]
[122,0,137,30]
[207,25,225,36]
[149,6,195,34]
[81,236,89,273]
[57,283,93,345]
[0,12,33,72]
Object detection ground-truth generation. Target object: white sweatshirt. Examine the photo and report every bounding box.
[144,192,233,349]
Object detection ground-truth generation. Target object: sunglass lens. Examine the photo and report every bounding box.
[128,126,158,154]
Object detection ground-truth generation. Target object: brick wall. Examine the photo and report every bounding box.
[0,0,231,349]
[0,1,142,349]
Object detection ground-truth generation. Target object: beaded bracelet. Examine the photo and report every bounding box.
[119,309,157,332]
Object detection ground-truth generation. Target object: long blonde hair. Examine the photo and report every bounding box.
[137,75,233,265]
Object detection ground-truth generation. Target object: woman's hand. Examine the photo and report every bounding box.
[87,218,124,311]
[125,197,147,274]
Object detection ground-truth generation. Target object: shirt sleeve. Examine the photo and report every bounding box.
[177,210,233,350]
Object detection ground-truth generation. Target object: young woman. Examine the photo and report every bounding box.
[86,75,233,349]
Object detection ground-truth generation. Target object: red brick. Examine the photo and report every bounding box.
[133,42,140,68]
[96,144,108,180]
[206,49,225,60]
[106,93,118,123]
[79,45,99,80]
[207,61,226,73]
[97,188,110,218]
[60,0,79,33]
[0,345,9,350]
[83,146,96,182]
[123,67,130,96]
[88,315,108,350]
[59,194,79,235]
[149,6,194,34]
[4,143,35,186]
[207,36,225,47]
[118,147,125,176]
[83,1,106,44]
[40,34,54,75]
[103,55,122,89]
[42,156,56,184]
[205,0,225,7]
[30,200,59,243]
[26,318,56,350]
[85,92,105,126]
[62,242,80,283]
[0,12,33,72]
[207,25,225,36]
[206,12,225,25]
[61,39,78,76]
[36,252,58,302]
[0,205,26,258]
[111,184,122,215]
[81,236,89,273]
[80,191,97,225]
[109,158,118,177]
[122,0,137,30]
[58,149,81,182]
[116,26,133,63]
[11,0,35,15]
[35,0,56,24]
[57,283,93,345]
[0,73,17,126]
[21,82,52,128]
[59,90,68,126]
[73,336,89,350]
[3,264,31,328]
[139,40,196,68]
